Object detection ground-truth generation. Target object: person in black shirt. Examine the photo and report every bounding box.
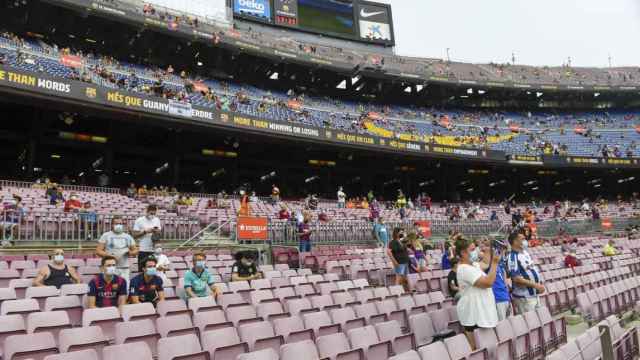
[129,256,164,306]
[447,259,460,300]
[387,228,410,292]
[231,251,262,282]
[33,249,81,288]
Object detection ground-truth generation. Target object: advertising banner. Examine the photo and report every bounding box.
[274,0,299,27]
[60,55,83,69]
[234,0,272,22]
[356,2,393,43]
[168,100,193,118]
[601,218,612,230]
[237,216,269,240]
[415,220,432,238]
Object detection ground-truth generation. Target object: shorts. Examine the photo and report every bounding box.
[394,264,408,276]
[496,301,511,321]
[463,325,479,332]
[513,297,540,315]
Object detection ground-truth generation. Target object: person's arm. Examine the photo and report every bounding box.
[387,246,399,267]
[157,290,165,302]
[32,267,49,287]
[209,284,222,299]
[512,275,545,292]
[87,296,97,308]
[68,266,81,284]
[96,237,109,258]
[87,280,97,308]
[185,287,197,298]
[128,241,139,257]
[130,295,140,304]
[132,219,149,239]
[117,295,128,307]
[473,256,499,289]
[117,281,128,307]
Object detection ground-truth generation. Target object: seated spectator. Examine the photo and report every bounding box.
[129,256,165,306]
[153,247,171,284]
[231,251,261,282]
[88,256,128,309]
[47,185,65,205]
[603,240,617,256]
[184,252,221,299]
[33,248,81,288]
[447,259,460,299]
[206,199,216,209]
[564,252,581,268]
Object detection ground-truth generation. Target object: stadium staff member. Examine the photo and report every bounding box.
[129,256,165,306]
[184,252,222,299]
[507,231,545,314]
[455,236,500,349]
[88,256,128,309]
[133,205,162,272]
[387,228,410,292]
[33,248,81,288]
[231,251,262,282]
[96,216,138,283]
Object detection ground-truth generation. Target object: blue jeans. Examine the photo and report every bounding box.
[299,240,311,253]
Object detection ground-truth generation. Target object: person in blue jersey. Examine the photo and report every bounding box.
[372,217,390,248]
[507,231,545,315]
[477,239,511,321]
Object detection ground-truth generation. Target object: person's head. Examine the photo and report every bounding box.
[70,193,79,201]
[146,204,158,218]
[239,190,246,196]
[509,231,526,252]
[377,217,384,224]
[407,232,419,246]
[454,236,476,264]
[142,256,158,277]
[12,195,21,205]
[112,216,125,234]
[50,249,65,265]
[101,256,117,276]
[392,228,405,242]
[84,202,92,209]
[609,239,615,246]
[192,252,206,269]
[236,251,255,266]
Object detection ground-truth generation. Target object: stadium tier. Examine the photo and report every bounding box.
[1,32,640,160]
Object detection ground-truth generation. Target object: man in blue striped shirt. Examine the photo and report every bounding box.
[507,231,545,315]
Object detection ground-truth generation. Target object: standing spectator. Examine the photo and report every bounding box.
[87,256,128,309]
[278,204,290,220]
[96,216,138,284]
[454,236,500,349]
[408,233,427,273]
[129,256,165,306]
[126,183,137,198]
[298,213,313,252]
[1,195,25,245]
[337,187,346,208]
[271,184,280,204]
[79,202,97,240]
[477,241,511,321]
[387,228,410,292]
[184,252,221,299]
[133,205,162,273]
[507,231,545,314]
[231,251,262,282]
[238,190,250,216]
[32,249,81,288]
[373,217,390,248]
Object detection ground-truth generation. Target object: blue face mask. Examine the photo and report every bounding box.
[145,267,157,276]
[522,240,529,250]
[195,260,206,269]
[470,249,480,263]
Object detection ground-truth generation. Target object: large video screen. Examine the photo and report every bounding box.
[297,0,355,37]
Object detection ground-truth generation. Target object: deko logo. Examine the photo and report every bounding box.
[238,0,265,11]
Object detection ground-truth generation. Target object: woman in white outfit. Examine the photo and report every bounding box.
[454,236,500,349]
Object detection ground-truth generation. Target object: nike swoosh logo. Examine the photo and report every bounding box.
[360,9,385,18]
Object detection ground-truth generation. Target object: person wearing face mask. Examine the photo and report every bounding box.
[129,256,165,306]
[133,205,162,273]
[507,231,544,315]
[33,249,81,288]
[96,216,138,284]
[184,252,221,299]
[476,240,511,321]
[231,251,262,282]
[88,256,128,309]
[454,236,500,350]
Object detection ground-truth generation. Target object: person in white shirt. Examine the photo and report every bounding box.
[133,205,162,272]
[154,247,171,284]
[337,187,346,208]
[454,236,500,350]
[96,216,138,283]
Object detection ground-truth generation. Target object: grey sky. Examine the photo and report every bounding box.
[379,0,640,67]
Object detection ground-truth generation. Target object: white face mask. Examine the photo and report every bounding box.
[53,254,64,263]
[155,248,163,255]
[113,224,124,233]
[522,240,529,250]
[105,266,117,276]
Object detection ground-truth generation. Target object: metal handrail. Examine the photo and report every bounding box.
[170,218,233,254]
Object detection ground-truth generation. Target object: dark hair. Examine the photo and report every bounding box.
[141,255,157,268]
[192,252,206,262]
[101,255,117,266]
[392,228,403,241]
[454,236,472,258]
[147,204,158,212]
[508,231,521,245]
